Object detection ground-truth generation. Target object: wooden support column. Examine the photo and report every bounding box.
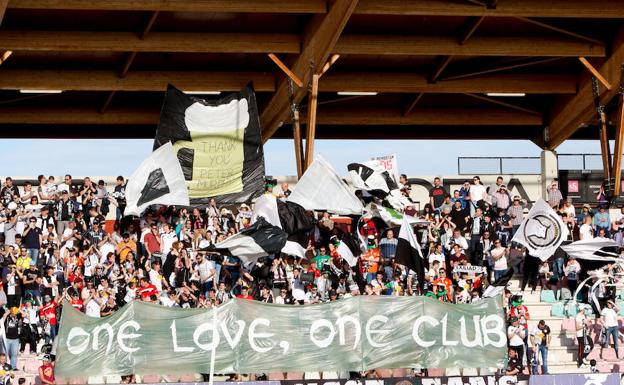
[305,73,320,169]
[592,77,612,181]
[287,79,304,178]
[613,64,624,196]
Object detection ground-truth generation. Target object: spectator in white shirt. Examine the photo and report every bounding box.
[601,300,620,358]
[579,215,594,240]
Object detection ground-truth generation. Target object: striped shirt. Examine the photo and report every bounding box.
[507,204,524,226]
[547,188,563,207]
[379,237,398,259]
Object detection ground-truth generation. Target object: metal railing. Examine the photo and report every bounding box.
[557,153,612,170]
[457,156,540,175]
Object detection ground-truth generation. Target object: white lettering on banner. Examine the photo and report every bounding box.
[92,323,114,354]
[336,315,361,349]
[310,319,337,348]
[117,321,142,353]
[459,316,484,347]
[481,315,507,348]
[170,320,194,353]
[412,316,439,347]
[193,322,220,351]
[498,376,518,385]
[221,320,245,349]
[248,318,274,353]
[447,378,464,385]
[441,314,459,346]
[422,378,442,385]
[468,377,487,385]
[67,327,90,355]
[365,315,391,348]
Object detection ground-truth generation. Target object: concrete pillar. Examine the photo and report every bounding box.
[540,149,558,199]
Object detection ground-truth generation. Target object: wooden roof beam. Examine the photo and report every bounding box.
[0,70,577,94]
[260,0,359,141]
[0,106,542,126]
[10,0,624,18]
[335,36,605,57]
[354,0,624,18]
[548,27,624,148]
[0,32,605,57]
[7,0,328,13]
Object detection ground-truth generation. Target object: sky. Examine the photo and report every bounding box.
[0,138,608,177]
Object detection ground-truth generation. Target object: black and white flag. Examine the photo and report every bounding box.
[482,268,514,298]
[154,84,265,205]
[214,217,287,264]
[561,238,620,262]
[347,160,411,211]
[511,198,568,261]
[124,142,189,217]
[336,232,362,267]
[251,194,313,259]
[395,216,425,289]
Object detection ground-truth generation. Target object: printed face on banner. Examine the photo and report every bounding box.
[568,180,579,193]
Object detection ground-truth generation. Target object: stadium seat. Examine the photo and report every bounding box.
[268,373,285,380]
[565,301,579,316]
[602,348,619,362]
[140,374,161,383]
[161,375,179,382]
[541,290,557,303]
[462,368,478,376]
[551,302,565,317]
[322,372,339,379]
[587,347,601,360]
[286,372,304,380]
[104,375,122,384]
[304,372,321,379]
[427,368,444,377]
[445,368,460,376]
[178,374,199,382]
[392,369,407,377]
[612,362,623,372]
[562,317,576,332]
[560,288,572,301]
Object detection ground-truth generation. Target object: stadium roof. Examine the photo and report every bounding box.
[0,0,622,148]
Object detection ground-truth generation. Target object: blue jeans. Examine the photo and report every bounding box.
[605,326,619,354]
[533,344,549,374]
[552,257,564,280]
[494,269,507,282]
[6,338,18,369]
[27,248,39,265]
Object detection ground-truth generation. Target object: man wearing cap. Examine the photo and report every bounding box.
[547,180,563,208]
[508,316,526,365]
[39,355,55,385]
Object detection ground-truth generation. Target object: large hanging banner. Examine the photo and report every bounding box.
[56,297,507,377]
[154,84,265,204]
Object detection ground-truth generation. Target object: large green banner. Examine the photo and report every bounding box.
[56,296,507,377]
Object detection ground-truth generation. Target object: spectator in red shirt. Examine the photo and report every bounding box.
[137,278,158,300]
[143,224,161,258]
[236,287,254,300]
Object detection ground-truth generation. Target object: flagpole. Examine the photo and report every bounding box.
[209,304,218,385]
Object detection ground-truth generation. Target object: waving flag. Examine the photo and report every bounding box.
[214,217,287,264]
[347,159,411,211]
[124,142,189,217]
[154,84,265,205]
[288,155,363,215]
[511,199,568,261]
[251,194,313,259]
[395,216,425,289]
[561,238,620,262]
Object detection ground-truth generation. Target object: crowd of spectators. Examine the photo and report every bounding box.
[0,173,622,382]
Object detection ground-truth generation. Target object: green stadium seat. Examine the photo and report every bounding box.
[541,290,557,303]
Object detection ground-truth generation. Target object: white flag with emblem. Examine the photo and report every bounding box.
[511,198,568,261]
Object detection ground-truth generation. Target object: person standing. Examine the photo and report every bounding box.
[530,320,551,374]
[2,307,21,370]
[429,177,448,212]
[576,306,591,367]
[508,316,526,365]
[601,300,620,359]
[547,180,563,208]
